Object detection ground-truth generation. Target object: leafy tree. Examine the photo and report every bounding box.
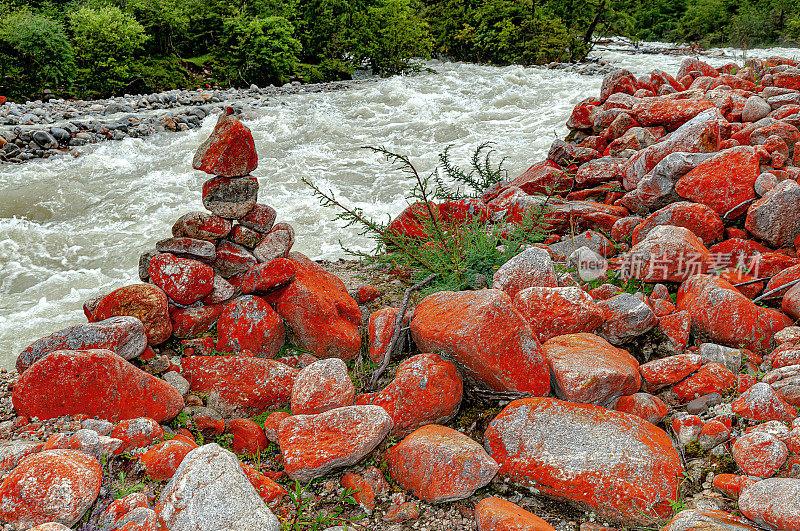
[362,0,432,75]
[69,5,148,95]
[119,0,189,55]
[0,11,74,97]
[219,14,301,85]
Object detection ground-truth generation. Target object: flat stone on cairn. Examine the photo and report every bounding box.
[193,107,258,178]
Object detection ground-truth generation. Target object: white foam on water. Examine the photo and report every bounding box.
[1,48,797,369]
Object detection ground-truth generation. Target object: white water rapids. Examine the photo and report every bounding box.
[1,44,798,370]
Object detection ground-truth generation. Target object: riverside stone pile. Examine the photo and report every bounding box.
[0,79,367,163]
[5,56,800,531]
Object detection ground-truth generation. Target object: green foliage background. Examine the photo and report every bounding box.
[0,0,799,100]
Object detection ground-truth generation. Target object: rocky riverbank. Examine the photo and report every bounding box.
[0,79,375,164]
[4,55,800,531]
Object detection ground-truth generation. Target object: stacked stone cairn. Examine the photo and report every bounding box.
[8,58,800,531]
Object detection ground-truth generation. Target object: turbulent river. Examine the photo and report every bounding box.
[1,44,798,370]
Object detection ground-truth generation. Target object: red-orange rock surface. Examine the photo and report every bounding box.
[542,333,640,405]
[277,405,393,482]
[181,355,297,416]
[388,424,498,503]
[90,284,172,345]
[356,353,462,437]
[475,497,557,531]
[484,397,683,525]
[215,295,284,358]
[0,449,102,528]
[513,287,604,341]
[291,358,355,415]
[140,438,197,481]
[264,253,361,360]
[13,349,183,422]
[672,362,736,402]
[410,289,550,395]
[148,254,214,305]
[192,110,258,178]
[677,274,793,351]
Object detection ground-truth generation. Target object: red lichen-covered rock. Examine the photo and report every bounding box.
[739,477,800,531]
[658,311,692,352]
[387,425,498,504]
[574,157,625,186]
[291,358,355,415]
[622,225,713,283]
[140,438,198,481]
[357,285,380,304]
[600,69,638,102]
[506,160,571,196]
[212,241,257,278]
[512,287,604,341]
[672,363,736,402]
[16,317,147,373]
[387,202,439,239]
[192,110,258,177]
[597,293,657,344]
[239,258,296,294]
[712,474,756,499]
[99,492,149,527]
[612,393,669,424]
[90,284,171,345]
[231,224,264,248]
[13,349,183,422]
[746,179,800,248]
[542,333,640,405]
[492,248,558,298]
[341,473,376,511]
[172,211,232,241]
[661,509,760,531]
[568,98,600,130]
[170,304,225,338]
[110,417,163,454]
[698,419,731,450]
[240,463,285,502]
[368,307,399,364]
[484,397,683,525]
[622,108,722,191]
[384,501,420,523]
[226,419,268,456]
[631,202,724,245]
[148,254,214,305]
[410,289,550,395]
[783,283,800,320]
[439,198,491,224]
[0,449,102,528]
[42,429,108,459]
[475,497,557,531]
[264,253,361,360]
[262,411,290,443]
[631,99,715,129]
[675,147,761,217]
[677,57,719,79]
[277,405,393,482]
[672,415,704,445]
[732,383,797,422]
[355,353,462,437]
[240,203,277,233]
[181,355,298,416]
[215,295,285,358]
[732,432,788,477]
[677,274,793,351]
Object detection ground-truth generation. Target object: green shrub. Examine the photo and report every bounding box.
[0,11,75,98]
[363,0,433,75]
[218,14,301,86]
[69,5,148,95]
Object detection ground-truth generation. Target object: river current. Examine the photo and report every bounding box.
[1,44,797,370]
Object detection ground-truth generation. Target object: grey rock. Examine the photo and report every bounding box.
[16,316,147,373]
[549,230,615,261]
[163,371,190,396]
[745,180,800,247]
[49,127,70,145]
[698,343,742,373]
[212,241,256,278]
[202,176,259,219]
[0,440,43,473]
[254,223,295,263]
[156,237,216,263]
[139,249,158,281]
[157,444,280,531]
[492,247,557,297]
[597,293,657,344]
[686,393,723,415]
[741,96,771,122]
[32,130,57,148]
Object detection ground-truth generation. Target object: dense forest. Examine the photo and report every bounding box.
[1,0,799,100]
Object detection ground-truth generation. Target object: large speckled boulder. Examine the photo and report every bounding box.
[484,397,683,525]
[387,425,498,504]
[739,478,800,531]
[410,289,550,395]
[192,110,258,178]
[16,317,147,373]
[277,405,393,482]
[156,443,279,531]
[0,449,102,528]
